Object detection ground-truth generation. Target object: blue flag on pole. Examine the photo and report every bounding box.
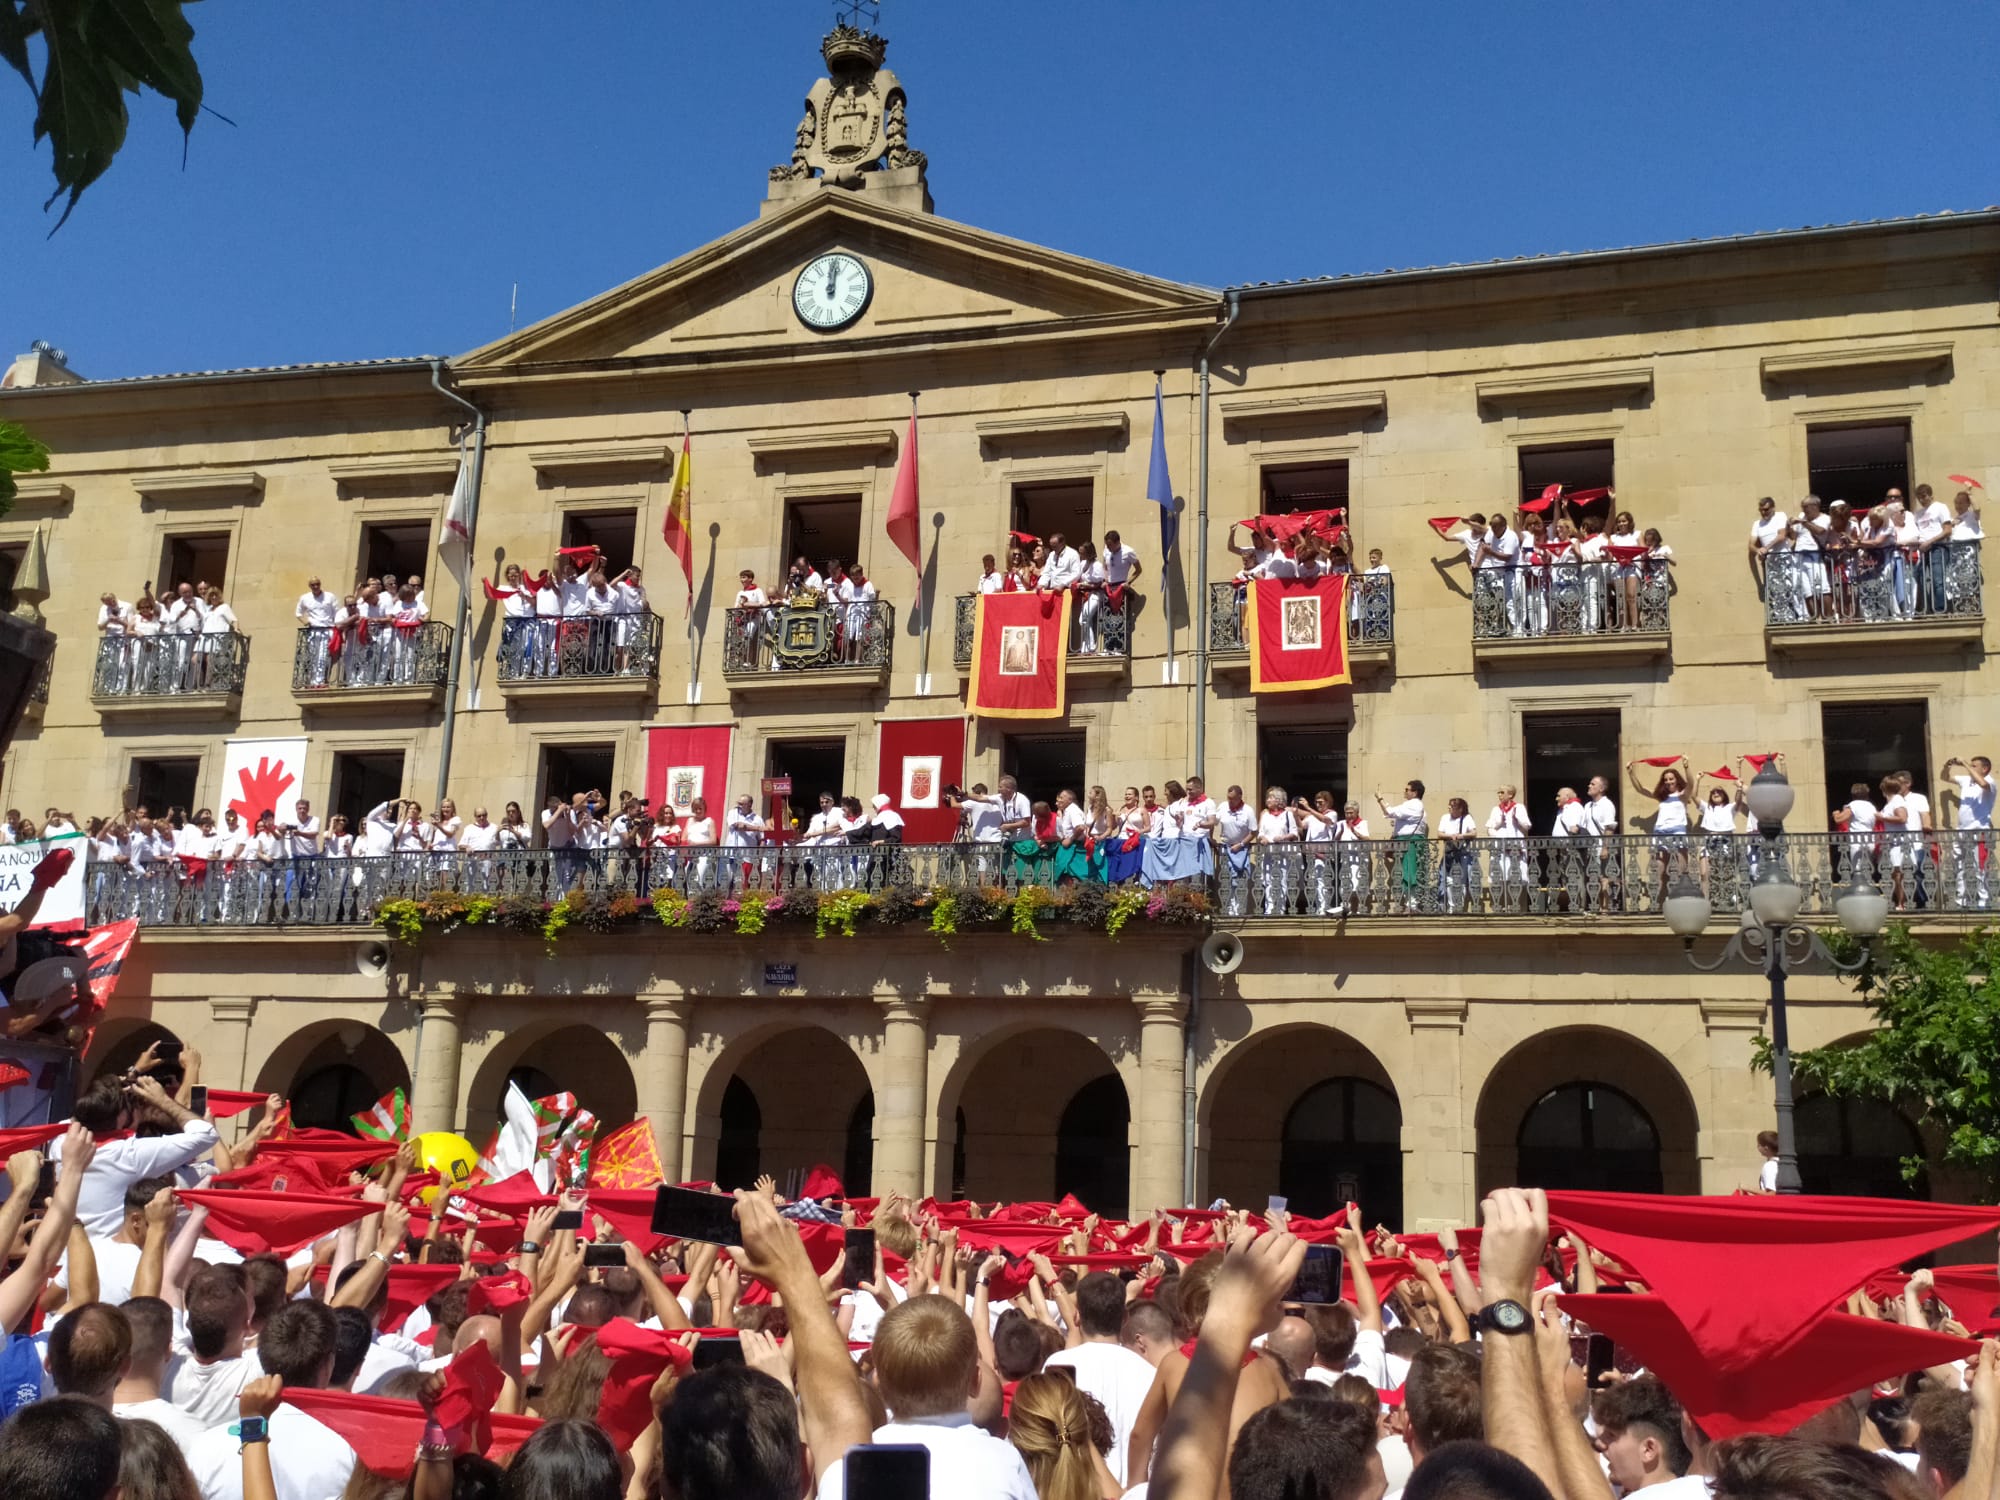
[1146,377,1176,562]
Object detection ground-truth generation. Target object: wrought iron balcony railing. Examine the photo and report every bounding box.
[80,832,1988,929]
[1206,575,1395,654]
[495,612,661,683]
[92,631,248,699]
[1471,558,1670,640]
[952,591,1130,666]
[293,623,452,692]
[721,600,894,675]
[1763,541,1982,628]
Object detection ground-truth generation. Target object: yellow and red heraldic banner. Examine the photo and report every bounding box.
[969,590,1071,719]
[1247,574,1351,692]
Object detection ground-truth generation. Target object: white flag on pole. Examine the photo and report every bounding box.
[438,454,473,600]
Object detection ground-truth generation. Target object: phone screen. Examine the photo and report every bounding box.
[649,1185,742,1246]
[582,1243,625,1269]
[551,1209,583,1232]
[1585,1333,1616,1388]
[842,1228,875,1291]
[188,1085,208,1116]
[33,1161,55,1204]
[844,1444,930,1500]
[1282,1244,1344,1306]
[691,1336,745,1371]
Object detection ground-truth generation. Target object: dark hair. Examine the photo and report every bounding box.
[117,1415,202,1500]
[451,1454,506,1500]
[0,1398,124,1500]
[329,1305,375,1389]
[184,1263,248,1359]
[658,1366,803,1500]
[1404,1439,1557,1500]
[257,1300,339,1389]
[123,1173,174,1218]
[1229,1397,1378,1500]
[242,1253,290,1326]
[47,1302,131,1399]
[500,1419,622,1500]
[1073,1273,1126,1340]
[1913,1389,1972,1485]
[71,1076,125,1135]
[1408,779,1427,799]
[562,1284,616,1330]
[120,1295,177,1372]
[1406,1342,1485,1455]
[992,1308,1045,1380]
[1595,1375,1690,1476]
[1308,1302,1358,1368]
[597,1266,643,1315]
[1711,1435,1932,1500]
[1122,1300,1172,1349]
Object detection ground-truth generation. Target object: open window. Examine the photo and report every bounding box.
[359,521,432,585]
[128,757,200,817]
[560,509,638,578]
[0,544,23,612]
[331,750,406,832]
[765,738,845,840]
[160,532,231,594]
[1807,422,1911,510]
[1257,722,1348,808]
[1011,481,1094,554]
[1001,731,1086,809]
[1522,710,1621,828]
[782,496,862,577]
[538,742,616,810]
[1822,701,1929,818]
[1519,442,1615,511]
[1259,462,1350,518]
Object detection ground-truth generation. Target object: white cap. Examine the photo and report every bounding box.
[871,794,893,811]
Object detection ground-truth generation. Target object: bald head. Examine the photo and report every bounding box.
[1265,1315,1318,1383]
[453,1315,502,1358]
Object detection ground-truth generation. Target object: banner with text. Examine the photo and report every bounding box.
[0,834,87,930]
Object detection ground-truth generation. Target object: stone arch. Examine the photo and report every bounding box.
[685,1023,876,1193]
[253,1019,411,1134]
[1198,1022,1402,1225]
[463,1021,638,1143]
[1474,1026,1700,1195]
[944,1027,1131,1216]
[82,1018,179,1088]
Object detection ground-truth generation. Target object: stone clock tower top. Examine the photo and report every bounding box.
[762,11,933,218]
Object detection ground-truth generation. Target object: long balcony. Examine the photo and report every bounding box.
[721,600,893,693]
[1471,558,1671,666]
[1763,542,1983,658]
[1207,576,1394,677]
[80,832,1987,930]
[495,613,660,702]
[952,592,1130,680]
[292,623,452,710]
[91,632,247,718]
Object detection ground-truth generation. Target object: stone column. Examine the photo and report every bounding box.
[874,996,930,1199]
[640,995,694,1183]
[1130,996,1188,1215]
[1697,996,1771,1194]
[206,997,257,1092]
[411,995,467,1135]
[1402,998,1474,1227]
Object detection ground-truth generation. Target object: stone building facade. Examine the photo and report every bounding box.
[3,27,1994,1226]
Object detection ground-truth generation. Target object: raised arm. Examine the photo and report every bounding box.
[1477,1188,1560,1492]
[0,1126,92,1331]
[1531,1287,1616,1500]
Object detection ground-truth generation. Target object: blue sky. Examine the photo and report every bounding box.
[7,3,1997,381]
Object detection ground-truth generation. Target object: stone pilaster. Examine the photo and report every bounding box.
[411,995,467,1135]
[1131,995,1188,1215]
[1697,996,1770,1195]
[1402,997,1473,1227]
[874,995,930,1199]
[206,996,257,1094]
[639,995,694,1183]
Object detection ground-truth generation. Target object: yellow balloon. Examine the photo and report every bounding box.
[412,1131,480,1207]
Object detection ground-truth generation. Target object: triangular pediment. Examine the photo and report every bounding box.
[456,192,1213,369]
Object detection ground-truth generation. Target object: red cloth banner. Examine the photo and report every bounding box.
[878,717,966,843]
[968,592,1069,719]
[1247,575,1350,693]
[644,725,734,832]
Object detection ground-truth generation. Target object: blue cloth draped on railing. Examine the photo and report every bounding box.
[1104,835,1146,885]
[1143,836,1213,886]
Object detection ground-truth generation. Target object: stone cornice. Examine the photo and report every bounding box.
[527,444,671,479]
[1759,341,1953,384]
[973,411,1129,448]
[745,427,899,465]
[134,469,265,505]
[1475,367,1654,408]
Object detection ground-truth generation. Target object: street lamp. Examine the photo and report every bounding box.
[1662,762,1888,1193]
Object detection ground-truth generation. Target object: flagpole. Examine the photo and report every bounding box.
[681,409,697,705]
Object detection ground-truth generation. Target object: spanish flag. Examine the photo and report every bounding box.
[663,430,693,608]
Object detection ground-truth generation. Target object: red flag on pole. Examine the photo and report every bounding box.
[886,402,921,573]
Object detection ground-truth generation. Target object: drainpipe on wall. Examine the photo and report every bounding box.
[429,361,488,809]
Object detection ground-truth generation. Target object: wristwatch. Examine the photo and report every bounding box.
[1443,1247,1459,1262]
[233,1416,269,1447]
[1477,1299,1532,1335]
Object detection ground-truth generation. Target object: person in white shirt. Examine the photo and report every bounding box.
[113,1296,212,1452]
[1073,544,1110,654]
[1040,1272,1157,1487]
[1486,784,1532,911]
[840,564,879,664]
[187,1302,356,1500]
[192,586,236,693]
[1885,492,1921,619]
[732,570,770,666]
[868,792,906,847]
[1435,796,1479,914]
[976,553,1006,594]
[964,777,1032,843]
[1627,759,1692,907]
[1208,785,1256,915]
[1944,755,1995,911]
[1699,782,1747,896]
[1914,482,1956,615]
[293,577,339,687]
[1748,496,1789,573]
[64,1072,217,1239]
[1255,785,1301,916]
[1100,528,1142,588]
[1375,780,1429,912]
[610,566,649,674]
[678,796,718,888]
[1036,532,1083,591]
[97,591,135,693]
[1889,768,1932,911]
[1582,774,1620,913]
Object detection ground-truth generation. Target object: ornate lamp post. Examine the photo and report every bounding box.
[1662,763,1889,1192]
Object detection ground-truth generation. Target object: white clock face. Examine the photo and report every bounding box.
[793,253,872,331]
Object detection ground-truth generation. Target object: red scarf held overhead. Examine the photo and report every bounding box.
[593,1318,699,1447]
[175,1188,382,1256]
[308,1262,459,1333]
[1545,1190,2000,1376]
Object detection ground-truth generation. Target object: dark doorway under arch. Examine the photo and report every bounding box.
[716,1076,761,1190]
[1279,1077,1402,1224]
[1055,1074,1130,1218]
[1797,1094,1927,1199]
[844,1095,874,1198]
[292,1064,378,1135]
[1517,1082,1662,1193]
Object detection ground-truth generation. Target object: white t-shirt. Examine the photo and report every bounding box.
[1702,802,1740,834]
[1214,803,1257,848]
[1919,501,1953,544]
[1587,796,1618,835]
[1953,774,1995,830]
[1101,543,1141,584]
[188,1404,355,1500]
[1043,1342,1158,1486]
[1556,800,1593,837]
[1438,813,1476,838]
[65,1122,220,1238]
[459,821,500,851]
[1759,1158,1779,1192]
[816,1413,1037,1500]
[54,1236,142,1306]
[1384,799,1426,838]
[976,571,1005,595]
[724,808,766,847]
[117,1396,211,1452]
[168,1350,263,1428]
[1487,803,1529,838]
[1653,794,1689,835]
[1900,792,1931,833]
[1751,511,1789,549]
[682,817,717,845]
[990,792,1031,836]
[1258,809,1298,842]
[1479,529,1519,567]
[295,591,338,628]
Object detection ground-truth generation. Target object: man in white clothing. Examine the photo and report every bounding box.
[1586,774,1621,912]
[187,1301,356,1500]
[114,1296,211,1451]
[294,577,339,686]
[171,1263,262,1428]
[64,1072,217,1239]
[1041,1272,1157,1486]
[1946,755,1994,910]
[1037,532,1082,590]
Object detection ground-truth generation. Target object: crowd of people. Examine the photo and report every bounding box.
[92,582,245,695]
[484,551,653,680]
[1435,494,1672,638]
[0,1046,1995,1500]
[731,556,889,667]
[1749,486,1983,623]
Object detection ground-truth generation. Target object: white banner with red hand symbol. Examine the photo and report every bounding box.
[219,738,308,827]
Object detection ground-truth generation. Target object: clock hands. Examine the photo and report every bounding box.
[825,261,840,302]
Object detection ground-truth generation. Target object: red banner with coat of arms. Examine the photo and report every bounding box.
[1247,575,1350,692]
[968,591,1069,720]
[643,725,734,831]
[878,717,966,843]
